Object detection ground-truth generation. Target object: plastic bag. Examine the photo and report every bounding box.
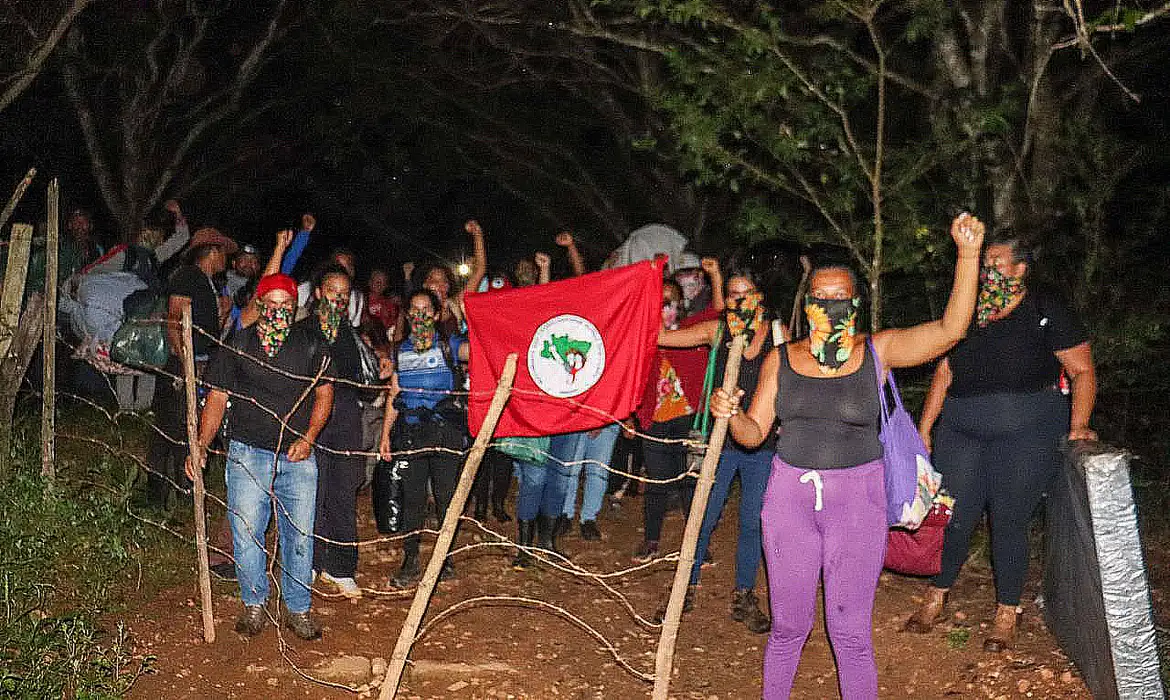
[109,299,168,368]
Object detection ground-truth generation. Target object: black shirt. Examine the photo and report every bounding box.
[316,322,364,451]
[167,265,220,358]
[205,319,334,453]
[774,344,883,469]
[714,322,778,451]
[948,292,1087,398]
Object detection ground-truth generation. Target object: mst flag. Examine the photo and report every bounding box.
[464,260,663,437]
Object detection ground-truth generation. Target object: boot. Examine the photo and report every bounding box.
[512,520,536,569]
[391,550,420,588]
[653,585,697,623]
[552,514,571,540]
[281,605,322,641]
[731,588,771,634]
[536,514,566,558]
[903,586,948,634]
[983,604,1019,652]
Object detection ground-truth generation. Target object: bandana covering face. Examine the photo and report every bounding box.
[662,300,680,331]
[318,295,346,344]
[805,295,860,372]
[976,266,1024,327]
[408,310,437,353]
[725,292,764,339]
[257,302,294,358]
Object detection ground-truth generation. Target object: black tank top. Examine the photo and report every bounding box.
[714,323,778,450]
[774,343,882,469]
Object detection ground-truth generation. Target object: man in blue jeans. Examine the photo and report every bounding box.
[188,274,334,640]
[554,424,621,541]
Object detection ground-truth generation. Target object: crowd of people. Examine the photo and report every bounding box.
[37,203,1097,697]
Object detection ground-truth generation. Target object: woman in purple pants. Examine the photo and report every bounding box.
[711,213,985,698]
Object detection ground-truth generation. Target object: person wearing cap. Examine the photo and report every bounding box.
[144,225,237,510]
[225,243,261,300]
[188,273,335,640]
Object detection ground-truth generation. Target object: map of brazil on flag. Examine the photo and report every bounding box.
[463,260,663,437]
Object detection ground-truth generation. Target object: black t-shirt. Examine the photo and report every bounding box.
[167,265,220,357]
[205,320,334,453]
[948,292,1087,398]
[316,321,364,451]
[714,321,778,450]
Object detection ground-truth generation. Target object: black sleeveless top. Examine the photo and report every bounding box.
[715,322,778,450]
[774,343,882,469]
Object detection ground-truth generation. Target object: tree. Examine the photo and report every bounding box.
[58,0,296,240]
[0,0,91,113]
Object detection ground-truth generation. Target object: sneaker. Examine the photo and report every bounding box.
[579,520,602,541]
[281,607,322,641]
[234,604,266,637]
[731,588,771,634]
[632,540,659,564]
[210,561,237,581]
[319,571,362,599]
[653,585,697,623]
[391,552,420,588]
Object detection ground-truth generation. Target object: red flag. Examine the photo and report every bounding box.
[464,260,663,437]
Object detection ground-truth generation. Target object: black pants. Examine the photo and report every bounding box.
[607,424,645,496]
[396,418,464,557]
[314,449,364,577]
[472,447,513,515]
[931,390,1069,605]
[145,356,190,507]
[643,415,694,542]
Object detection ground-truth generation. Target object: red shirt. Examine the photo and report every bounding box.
[636,307,720,427]
[365,293,400,332]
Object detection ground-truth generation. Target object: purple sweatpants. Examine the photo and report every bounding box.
[761,456,887,699]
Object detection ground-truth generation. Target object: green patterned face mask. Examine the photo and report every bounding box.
[318,294,346,343]
[976,266,1023,327]
[805,295,860,372]
[257,302,294,358]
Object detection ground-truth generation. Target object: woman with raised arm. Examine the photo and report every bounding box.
[655,259,785,634]
[904,234,1097,652]
[710,213,985,699]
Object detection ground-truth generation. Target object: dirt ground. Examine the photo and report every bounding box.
[122,485,1094,699]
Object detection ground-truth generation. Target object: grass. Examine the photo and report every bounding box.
[0,404,193,698]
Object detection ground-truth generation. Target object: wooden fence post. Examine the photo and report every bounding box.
[0,167,36,234]
[652,335,745,700]
[181,306,215,643]
[0,223,35,481]
[378,353,518,699]
[41,179,59,482]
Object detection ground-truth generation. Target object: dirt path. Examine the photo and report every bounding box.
[122,489,1090,699]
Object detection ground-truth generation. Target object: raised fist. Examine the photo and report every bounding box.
[465,219,483,237]
[700,257,720,276]
[534,251,551,269]
[275,228,294,250]
[555,231,574,247]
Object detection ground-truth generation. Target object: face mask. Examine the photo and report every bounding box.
[726,292,764,339]
[408,309,437,352]
[976,266,1024,327]
[675,271,704,302]
[317,294,346,343]
[662,300,680,330]
[805,295,860,372]
[257,302,294,358]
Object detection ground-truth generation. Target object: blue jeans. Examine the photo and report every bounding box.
[560,424,620,522]
[226,440,318,613]
[515,458,569,521]
[690,444,771,590]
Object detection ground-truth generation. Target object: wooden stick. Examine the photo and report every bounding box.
[41,180,59,482]
[0,224,34,363]
[181,306,215,643]
[652,335,746,700]
[0,167,36,234]
[379,353,518,699]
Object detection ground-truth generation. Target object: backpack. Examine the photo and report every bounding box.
[121,245,162,318]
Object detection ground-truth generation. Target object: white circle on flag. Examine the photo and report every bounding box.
[527,314,606,398]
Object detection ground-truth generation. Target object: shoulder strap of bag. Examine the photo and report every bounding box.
[692,322,723,437]
[867,337,892,425]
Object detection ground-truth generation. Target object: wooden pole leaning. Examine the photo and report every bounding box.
[379,353,518,700]
[0,167,36,234]
[41,179,59,481]
[181,306,215,643]
[652,334,746,700]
